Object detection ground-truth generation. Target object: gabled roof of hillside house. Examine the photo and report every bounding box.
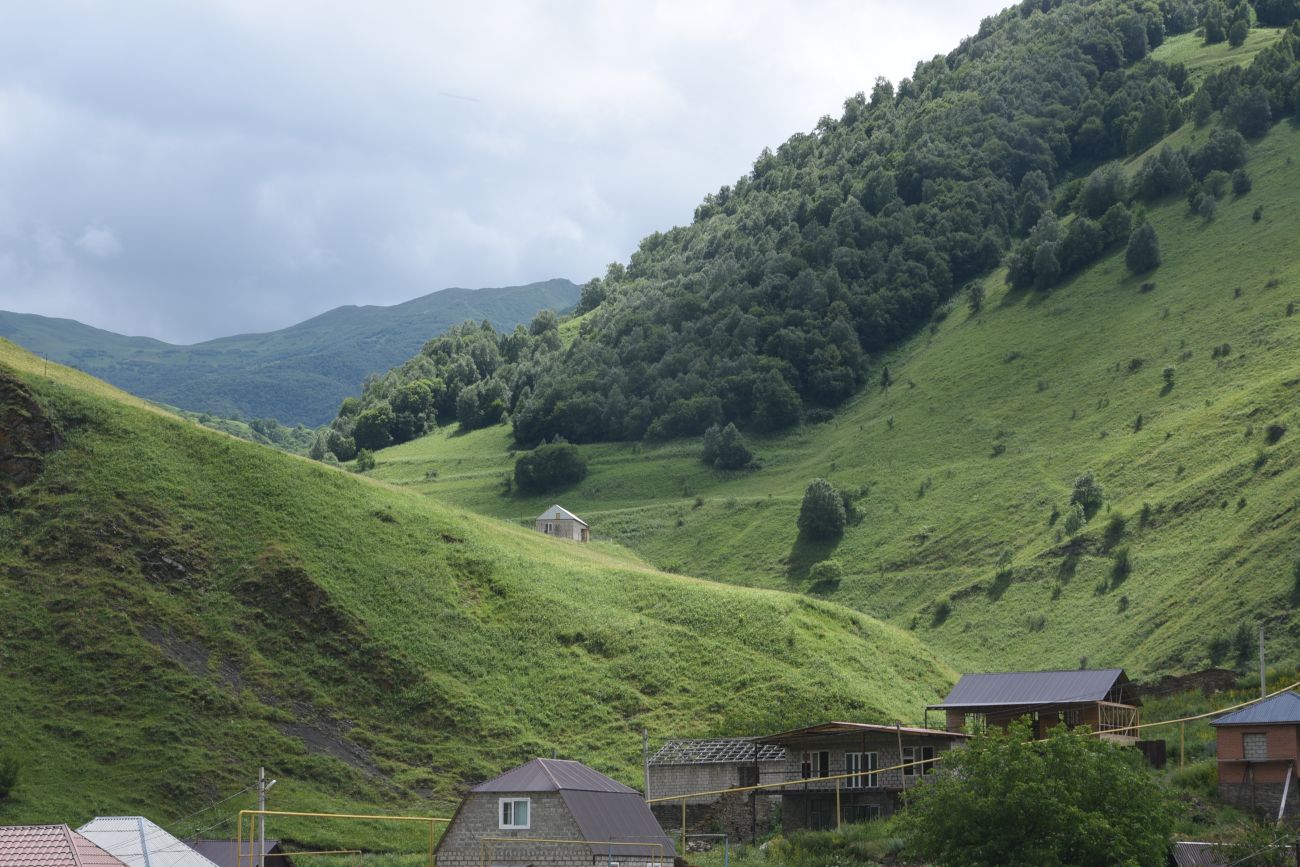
[929,668,1137,709]
[466,758,675,859]
[536,504,586,525]
[473,757,635,793]
[1210,691,1300,726]
[650,738,786,765]
[77,817,221,867]
[0,824,129,867]
[757,722,971,744]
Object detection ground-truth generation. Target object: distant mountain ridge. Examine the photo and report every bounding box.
[0,278,579,425]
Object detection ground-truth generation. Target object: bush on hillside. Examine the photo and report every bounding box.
[1125,222,1162,274]
[798,478,846,540]
[1232,168,1252,196]
[809,559,844,584]
[513,441,588,494]
[354,449,376,472]
[701,422,755,470]
[897,721,1174,867]
[1063,503,1087,536]
[0,754,17,800]
[1204,1,1228,44]
[1071,470,1106,517]
[1228,19,1249,47]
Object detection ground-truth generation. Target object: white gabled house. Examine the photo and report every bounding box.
[535,504,590,542]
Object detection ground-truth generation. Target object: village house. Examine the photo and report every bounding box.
[0,824,130,867]
[187,838,290,867]
[1210,690,1300,819]
[535,505,590,542]
[435,757,676,867]
[755,722,969,831]
[645,737,785,839]
[926,668,1141,743]
[77,817,221,867]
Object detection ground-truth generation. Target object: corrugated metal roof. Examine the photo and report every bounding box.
[649,738,785,766]
[758,721,971,744]
[0,824,130,867]
[472,758,638,794]
[560,791,677,859]
[185,840,279,867]
[1171,841,1230,867]
[1210,691,1300,726]
[77,817,222,867]
[932,669,1132,709]
[536,504,586,525]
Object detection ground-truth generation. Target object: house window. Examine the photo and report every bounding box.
[845,752,878,788]
[738,765,759,788]
[1064,708,1082,726]
[544,522,553,533]
[903,746,936,776]
[800,751,829,780]
[499,798,530,829]
[1243,733,1268,761]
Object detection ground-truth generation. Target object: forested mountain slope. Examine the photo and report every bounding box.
[0,279,578,426]
[370,110,1300,679]
[327,0,1300,457]
[0,339,951,838]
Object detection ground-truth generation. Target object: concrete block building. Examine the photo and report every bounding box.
[435,758,676,867]
[646,738,785,840]
[535,505,590,542]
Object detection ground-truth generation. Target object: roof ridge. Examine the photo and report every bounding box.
[537,757,562,788]
[62,825,85,867]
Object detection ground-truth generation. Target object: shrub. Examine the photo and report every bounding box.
[1202,170,1230,199]
[1232,169,1253,196]
[1111,546,1132,584]
[932,597,952,626]
[967,282,986,314]
[1265,423,1287,444]
[0,754,16,800]
[1070,471,1105,517]
[1228,19,1248,46]
[1253,205,1264,221]
[1104,513,1127,549]
[513,441,588,493]
[1162,365,1176,389]
[809,560,844,584]
[1063,503,1087,536]
[354,449,376,472]
[798,478,847,540]
[1125,222,1161,274]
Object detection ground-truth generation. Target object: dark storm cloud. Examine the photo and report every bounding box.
[0,0,1008,343]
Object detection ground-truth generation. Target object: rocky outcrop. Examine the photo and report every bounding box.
[0,372,61,504]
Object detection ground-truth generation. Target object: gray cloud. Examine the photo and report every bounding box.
[0,0,1008,343]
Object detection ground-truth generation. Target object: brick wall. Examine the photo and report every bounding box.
[646,761,784,804]
[1218,782,1298,819]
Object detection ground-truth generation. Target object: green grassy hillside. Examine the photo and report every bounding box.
[0,279,578,426]
[369,119,1300,679]
[0,339,952,848]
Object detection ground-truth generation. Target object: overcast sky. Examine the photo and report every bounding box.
[0,1,1009,344]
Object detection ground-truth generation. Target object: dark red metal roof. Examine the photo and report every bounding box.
[0,825,129,867]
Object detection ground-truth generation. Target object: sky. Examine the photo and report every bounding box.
[0,1,1009,344]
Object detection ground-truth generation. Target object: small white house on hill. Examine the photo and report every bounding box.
[535,504,589,542]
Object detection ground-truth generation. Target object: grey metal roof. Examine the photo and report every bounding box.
[560,790,677,859]
[758,722,971,745]
[186,839,280,867]
[932,669,1133,709]
[537,504,586,525]
[1210,691,1300,726]
[77,818,222,867]
[1171,841,1230,867]
[649,738,785,766]
[472,758,638,794]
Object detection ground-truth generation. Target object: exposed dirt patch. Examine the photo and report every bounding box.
[0,372,61,504]
[275,713,384,780]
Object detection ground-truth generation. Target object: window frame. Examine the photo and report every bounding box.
[844,751,878,789]
[902,745,937,777]
[800,750,830,780]
[499,797,531,830]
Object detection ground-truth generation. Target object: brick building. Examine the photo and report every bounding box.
[1210,690,1300,819]
[435,758,676,866]
[646,738,785,841]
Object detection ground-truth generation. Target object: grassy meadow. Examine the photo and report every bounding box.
[370,120,1300,678]
[0,338,953,855]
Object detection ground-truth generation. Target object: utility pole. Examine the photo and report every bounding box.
[642,729,650,803]
[1260,626,1267,699]
[258,768,265,867]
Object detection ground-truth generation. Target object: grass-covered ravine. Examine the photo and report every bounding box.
[371,117,1300,679]
[0,339,954,852]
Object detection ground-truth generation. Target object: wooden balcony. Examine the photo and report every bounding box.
[1095,701,1140,745]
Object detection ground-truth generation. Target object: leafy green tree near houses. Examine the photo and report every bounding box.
[897,722,1174,867]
